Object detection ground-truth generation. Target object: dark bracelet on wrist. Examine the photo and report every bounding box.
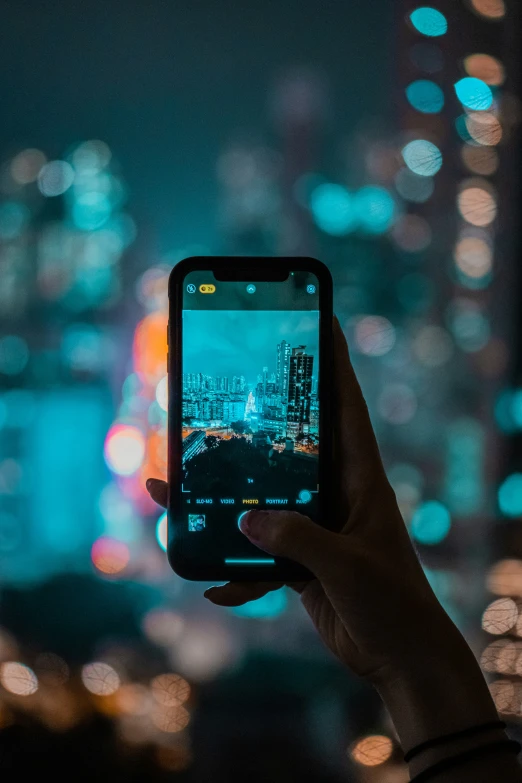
[403,719,507,762]
[409,739,521,783]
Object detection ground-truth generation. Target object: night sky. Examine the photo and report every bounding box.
[183,310,319,385]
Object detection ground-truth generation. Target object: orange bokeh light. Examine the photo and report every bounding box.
[133,312,168,383]
[91,537,130,575]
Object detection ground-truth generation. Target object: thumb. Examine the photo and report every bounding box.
[240,510,343,579]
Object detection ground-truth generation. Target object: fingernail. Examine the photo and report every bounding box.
[240,510,269,538]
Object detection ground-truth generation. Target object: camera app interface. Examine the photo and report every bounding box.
[180,270,320,567]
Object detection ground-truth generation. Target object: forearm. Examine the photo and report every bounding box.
[371,620,522,781]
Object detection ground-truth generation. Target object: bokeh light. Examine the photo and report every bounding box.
[457,185,497,226]
[156,512,168,552]
[151,674,191,706]
[454,77,493,111]
[91,537,130,575]
[469,0,505,20]
[409,7,448,37]
[37,160,75,197]
[449,301,490,352]
[482,598,518,635]
[355,316,396,356]
[410,501,451,544]
[402,139,443,176]
[309,183,356,235]
[465,113,502,146]
[481,639,518,674]
[394,168,434,203]
[454,236,493,278]
[115,683,151,715]
[406,79,444,113]
[0,202,31,240]
[133,311,168,383]
[151,704,190,733]
[391,214,432,252]
[350,735,393,766]
[498,474,522,518]
[81,662,120,695]
[353,186,396,234]
[0,661,38,695]
[413,325,453,367]
[461,145,499,175]
[10,148,47,184]
[487,560,522,597]
[156,375,168,412]
[142,609,185,648]
[104,424,145,476]
[464,54,505,86]
[378,384,417,425]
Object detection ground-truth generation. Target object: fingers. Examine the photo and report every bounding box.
[204,581,284,606]
[333,316,389,503]
[239,510,344,580]
[146,478,168,508]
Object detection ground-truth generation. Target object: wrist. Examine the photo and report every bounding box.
[370,622,499,755]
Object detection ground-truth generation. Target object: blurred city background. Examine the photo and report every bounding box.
[1,1,521,780]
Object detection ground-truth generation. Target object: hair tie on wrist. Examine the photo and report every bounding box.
[403,719,507,762]
[408,739,521,783]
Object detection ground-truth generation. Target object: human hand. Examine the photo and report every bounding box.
[147,317,461,687]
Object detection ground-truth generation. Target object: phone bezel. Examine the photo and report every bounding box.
[167,256,333,581]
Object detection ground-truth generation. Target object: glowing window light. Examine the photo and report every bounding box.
[457,187,497,226]
[231,588,288,619]
[37,160,74,197]
[350,735,393,766]
[81,662,120,695]
[10,148,46,185]
[91,536,130,575]
[413,325,453,367]
[481,639,517,674]
[487,560,522,597]
[461,145,498,175]
[391,214,432,252]
[482,598,518,635]
[355,316,395,356]
[409,7,447,37]
[394,168,434,203]
[498,474,522,517]
[465,113,502,146]
[104,423,145,476]
[464,54,505,86]
[353,186,396,234]
[156,513,168,552]
[133,311,168,383]
[0,662,38,695]
[0,335,29,376]
[454,237,492,278]
[151,704,190,733]
[454,77,493,111]
[378,384,417,425]
[470,0,505,20]
[406,79,444,113]
[309,183,356,235]
[151,674,190,707]
[402,139,442,176]
[410,501,451,544]
[156,376,168,412]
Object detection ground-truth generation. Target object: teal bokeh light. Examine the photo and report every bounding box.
[354,186,396,234]
[310,183,356,236]
[156,512,167,552]
[406,80,444,113]
[230,588,287,620]
[409,7,448,37]
[454,77,493,111]
[402,140,442,177]
[498,474,522,518]
[411,500,451,544]
[511,390,522,429]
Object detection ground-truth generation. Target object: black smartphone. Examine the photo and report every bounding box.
[167,257,333,581]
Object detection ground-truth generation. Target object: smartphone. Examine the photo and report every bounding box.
[167,257,333,581]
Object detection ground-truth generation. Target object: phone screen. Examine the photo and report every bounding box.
[177,269,321,569]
